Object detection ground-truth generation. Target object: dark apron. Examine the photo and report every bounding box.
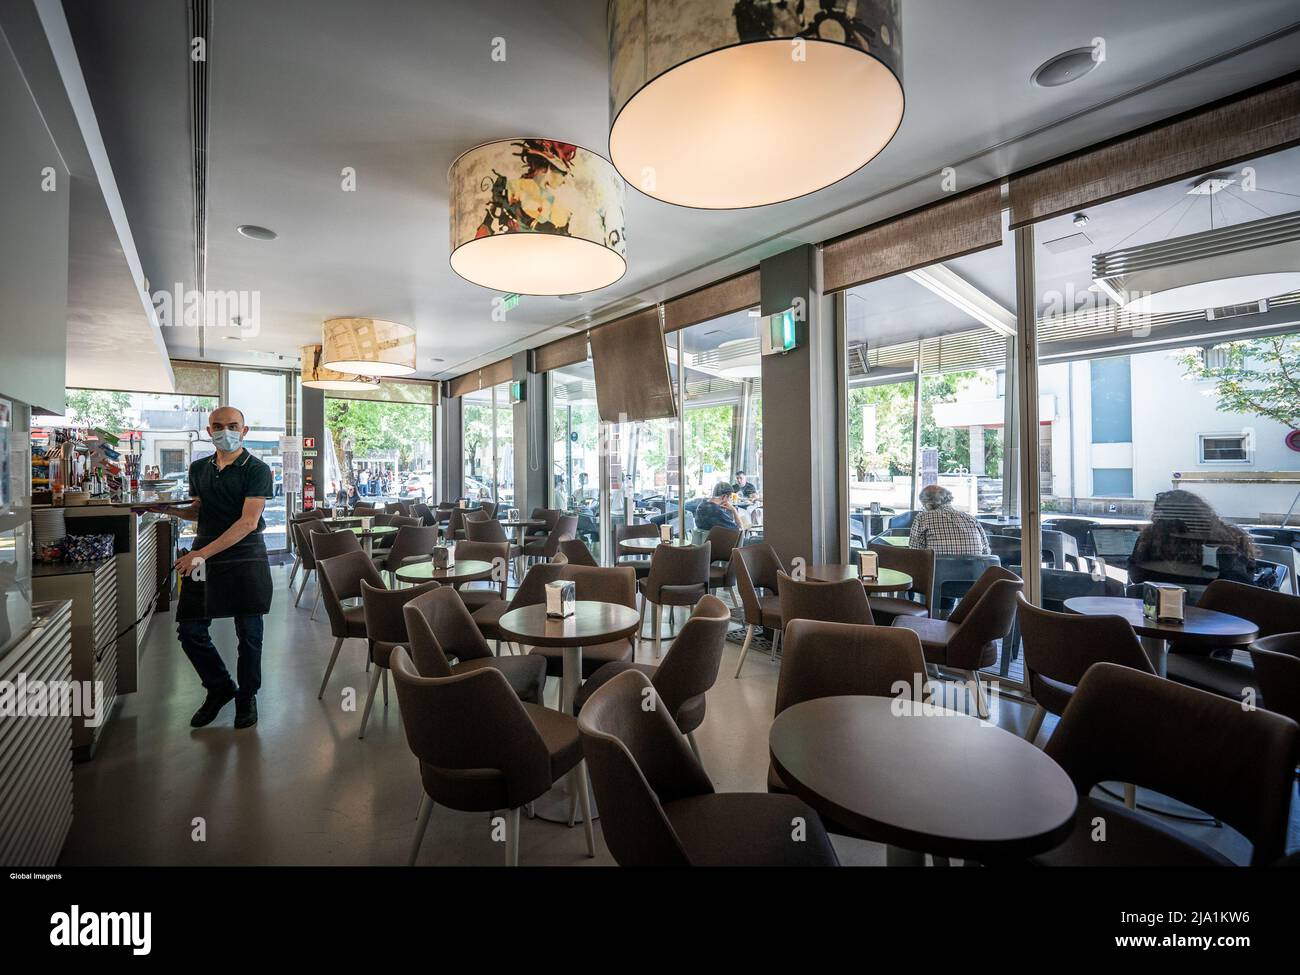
[175,534,274,622]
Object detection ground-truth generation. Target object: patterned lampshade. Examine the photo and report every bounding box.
[300,344,381,390]
[448,139,627,295]
[320,318,416,377]
[608,0,904,209]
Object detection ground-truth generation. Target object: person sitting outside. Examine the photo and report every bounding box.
[1129,489,1258,586]
[909,484,990,555]
[694,481,741,532]
[733,470,758,499]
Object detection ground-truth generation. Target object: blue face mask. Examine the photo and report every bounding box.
[211,429,243,452]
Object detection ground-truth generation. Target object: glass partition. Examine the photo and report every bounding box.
[550,358,600,553]
[460,385,495,502]
[1032,143,1300,606]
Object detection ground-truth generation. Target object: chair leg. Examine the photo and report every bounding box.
[687,730,703,765]
[505,807,521,867]
[288,555,300,587]
[318,637,345,700]
[382,668,389,708]
[1024,704,1047,745]
[964,669,990,719]
[1124,783,1137,809]
[408,794,434,866]
[733,624,755,678]
[730,586,740,608]
[770,628,782,661]
[358,666,383,739]
[293,568,312,607]
[636,596,647,638]
[310,586,322,621]
[575,761,595,858]
[653,602,662,658]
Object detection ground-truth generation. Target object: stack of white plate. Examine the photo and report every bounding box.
[33,507,66,548]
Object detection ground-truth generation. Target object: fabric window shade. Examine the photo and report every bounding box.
[1008,75,1300,229]
[534,332,590,373]
[662,269,761,333]
[448,358,512,398]
[589,307,676,422]
[822,182,1004,294]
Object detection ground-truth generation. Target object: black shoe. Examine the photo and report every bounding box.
[234,695,258,729]
[191,685,237,727]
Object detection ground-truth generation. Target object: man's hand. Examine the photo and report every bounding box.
[175,550,205,577]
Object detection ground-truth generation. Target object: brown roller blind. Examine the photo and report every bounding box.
[662,268,761,332]
[534,331,590,373]
[822,182,1004,293]
[589,307,676,422]
[447,357,512,398]
[1008,74,1300,229]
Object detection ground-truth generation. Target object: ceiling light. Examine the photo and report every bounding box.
[1072,213,1090,228]
[321,318,417,376]
[1031,48,1099,88]
[448,139,627,295]
[236,224,278,241]
[1092,212,1300,315]
[608,0,904,209]
[301,344,381,390]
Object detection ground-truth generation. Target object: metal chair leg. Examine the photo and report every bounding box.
[293,568,313,606]
[408,795,433,866]
[288,555,301,587]
[358,666,383,739]
[575,761,595,858]
[1024,704,1047,745]
[310,586,322,621]
[505,807,521,866]
[318,637,345,700]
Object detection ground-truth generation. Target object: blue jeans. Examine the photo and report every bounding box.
[178,616,265,699]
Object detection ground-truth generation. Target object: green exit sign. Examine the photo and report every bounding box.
[500,293,521,312]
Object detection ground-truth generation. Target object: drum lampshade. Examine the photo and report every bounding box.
[321,318,416,377]
[300,344,381,390]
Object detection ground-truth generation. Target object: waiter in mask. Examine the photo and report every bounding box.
[154,406,275,729]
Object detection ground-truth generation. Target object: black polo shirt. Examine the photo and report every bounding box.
[188,449,274,541]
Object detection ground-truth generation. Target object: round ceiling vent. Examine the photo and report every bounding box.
[1031,48,1099,88]
[236,224,278,241]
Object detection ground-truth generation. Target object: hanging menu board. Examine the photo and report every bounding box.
[280,435,302,494]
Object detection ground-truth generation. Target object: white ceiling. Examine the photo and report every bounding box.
[63,0,1300,382]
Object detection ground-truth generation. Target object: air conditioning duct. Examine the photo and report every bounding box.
[1091,211,1300,315]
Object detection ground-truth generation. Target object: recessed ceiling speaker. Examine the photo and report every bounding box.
[608,0,904,209]
[1031,47,1099,87]
[1092,212,1300,315]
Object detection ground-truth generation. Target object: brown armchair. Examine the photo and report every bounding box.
[1249,632,1300,724]
[358,578,442,738]
[315,549,384,700]
[891,565,1023,717]
[291,519,334,610]
[559,538,598,566]
[577,669,839,866]
[778,572,875,626]
[638,542,712,656]
[702,525,742,602]
[1034,662,1298,866]
[529,565,639,681]
[867,542,934,624]
[1016,594,1155,744]
[522,514,578,561]
[373,524,439,581]
[731,543,785,678]
[403,587,546,704]
[307,527,362,621]
[574,594,731,760]
[615,522,660,578]
[390,647,594,866]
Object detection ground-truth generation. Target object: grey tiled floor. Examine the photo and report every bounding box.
[59,566,1297,866]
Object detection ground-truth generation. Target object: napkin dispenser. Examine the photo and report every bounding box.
[458,498,468,508]
[508,507,520,521]
[361,516,373,531]
[1142,582,1186,622]
[545,580,576,619]
[659,524,672,542]
[857,549,879,581]
[431,546,450,569]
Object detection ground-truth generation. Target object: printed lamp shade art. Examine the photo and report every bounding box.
[321,318,417,377]
[449,139,627,295]
[608,0,904,209]
[300,344,381,390]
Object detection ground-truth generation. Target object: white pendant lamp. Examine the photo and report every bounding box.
[449,139,627,295]
[300,344,381,390]
[608,0,904,209]
[321,318,417,377]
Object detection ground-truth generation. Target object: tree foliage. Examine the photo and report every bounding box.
[1178,332,1300,432]
[65,389,133,431]
[326,398,433,486]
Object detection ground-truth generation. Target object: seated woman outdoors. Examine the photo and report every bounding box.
[908,484,992,555]
[1128,489,1260,587]
[694,481,741,532]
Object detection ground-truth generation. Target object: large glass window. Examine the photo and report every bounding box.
[459,382,513,504]
[677,309,764,539]
[550,358,600,551]
[1032,144,1300,604]
[225,369,288,550]
[324,392,434,504]
[842,221,1023,681]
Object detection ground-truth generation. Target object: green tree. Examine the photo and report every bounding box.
[685,404,735,496]
[65,389,132,431]
[1178,332,1300,432]
[326,398,433,486]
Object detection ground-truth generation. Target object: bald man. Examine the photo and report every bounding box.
[158,406,275,728]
